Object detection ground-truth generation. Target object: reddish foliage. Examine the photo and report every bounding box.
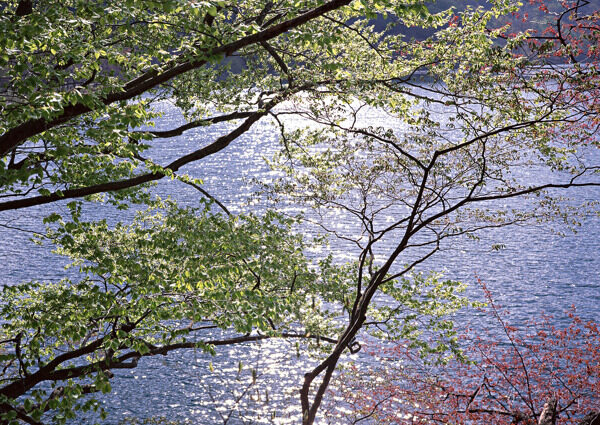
[500,0,600,146]
[329,282,600,424]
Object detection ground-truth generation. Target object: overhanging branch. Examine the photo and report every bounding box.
[0,103,274,211]
[0,0,353,158]
[136,111,257,138]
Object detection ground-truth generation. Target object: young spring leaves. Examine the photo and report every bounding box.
[0,200,341,424]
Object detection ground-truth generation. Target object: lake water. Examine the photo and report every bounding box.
[1,100,599,424]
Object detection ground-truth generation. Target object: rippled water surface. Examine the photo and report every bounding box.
[1,101,599,424]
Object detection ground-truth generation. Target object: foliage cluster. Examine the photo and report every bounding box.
[328,283,600,424]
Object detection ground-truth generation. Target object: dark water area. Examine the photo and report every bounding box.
[1,100,599,424]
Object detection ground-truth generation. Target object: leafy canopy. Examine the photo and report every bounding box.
[1,0,599,424]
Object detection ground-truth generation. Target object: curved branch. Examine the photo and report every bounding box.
[138,111,257,138]
[177,177,231,215]
[0,103,274,211]
[0,0,353,157]
[0,328,336,402]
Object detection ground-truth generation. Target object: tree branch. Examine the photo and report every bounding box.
[138,111,257,138]
[0,103,274,211]
[0,0,353,157]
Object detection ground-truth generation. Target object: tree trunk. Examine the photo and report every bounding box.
[580,412,600,425]
[538,398,557,425]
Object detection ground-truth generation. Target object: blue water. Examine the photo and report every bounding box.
[1,101,599,424]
